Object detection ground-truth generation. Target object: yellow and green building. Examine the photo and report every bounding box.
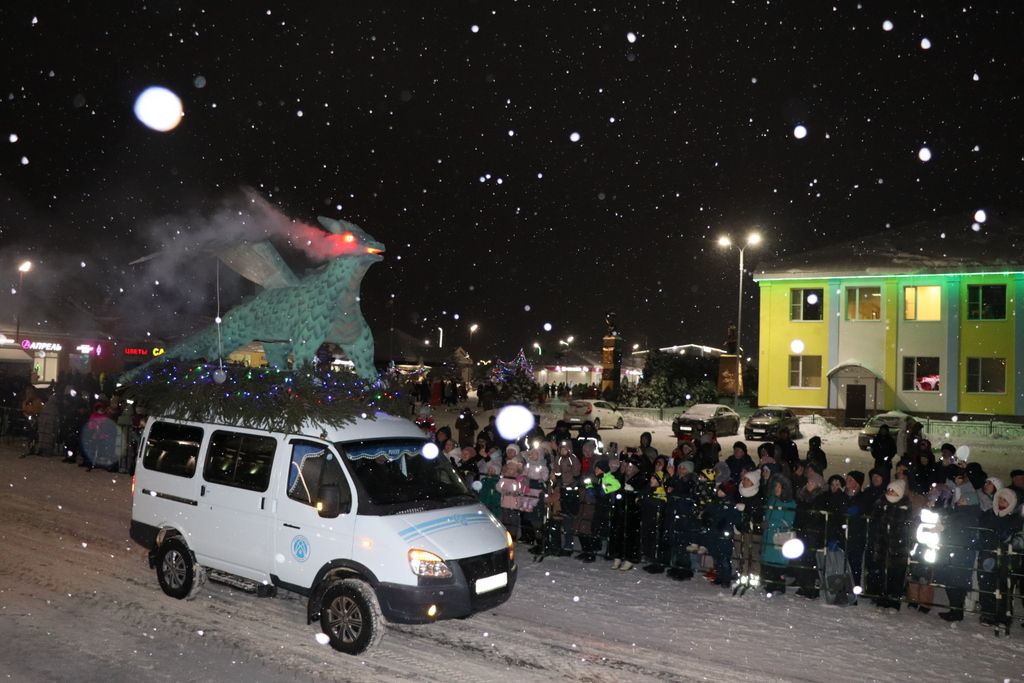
[753,218,1024,419]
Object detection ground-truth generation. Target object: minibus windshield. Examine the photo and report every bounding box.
[338,439,475,513]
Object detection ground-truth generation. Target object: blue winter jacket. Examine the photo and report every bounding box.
[761,492,797,567]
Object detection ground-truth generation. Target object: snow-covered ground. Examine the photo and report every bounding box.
[2,440,1023,682]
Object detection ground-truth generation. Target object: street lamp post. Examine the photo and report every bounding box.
[469,323,478,346]
[558,337,574,389]
[437,326,444,349]
[15,260,32,342]
[717,233,761,406]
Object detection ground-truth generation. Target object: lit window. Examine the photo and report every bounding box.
[788,355,822,388]
[904,285,941,321]
[846,286,881,320]
[967,285,1006,320]
[966,357,1006,393]
[790,288,823,321]
[902,357,940,392]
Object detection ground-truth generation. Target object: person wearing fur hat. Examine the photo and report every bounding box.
[760,474,796,594]
[551,440,582,555]
[932,481,981,621]
[977,488,1023,626]
[865,479,914,610]
[497,460,526,540]
[519,449,549,545]
[735,469,765,581]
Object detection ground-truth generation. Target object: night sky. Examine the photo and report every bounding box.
[2,2,1022,362]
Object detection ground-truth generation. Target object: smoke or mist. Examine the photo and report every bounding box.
[0,188,349,343]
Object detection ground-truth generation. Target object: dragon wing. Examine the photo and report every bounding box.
[216,241,300,289]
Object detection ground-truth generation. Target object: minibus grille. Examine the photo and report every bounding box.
[457,548,510,586]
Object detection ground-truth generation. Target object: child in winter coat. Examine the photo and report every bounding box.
[497,460,526,540]
[760,474,796,594]
[735,469,764,582]
[520,448,549,544]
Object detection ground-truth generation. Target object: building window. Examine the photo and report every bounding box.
[904,285,942,321]
[788,355,822,388]
[967,284,1006,320]
[846,286,881,320]
[966,357,1006,393]
[902,357,940,392]
[790,288,824,321]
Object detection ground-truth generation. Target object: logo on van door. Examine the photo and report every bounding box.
[291,535,311,562]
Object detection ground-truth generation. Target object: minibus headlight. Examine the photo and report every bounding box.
[408,549,452,578]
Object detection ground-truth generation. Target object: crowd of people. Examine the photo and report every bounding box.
[6,372,145,473]
[431,411,1024,629]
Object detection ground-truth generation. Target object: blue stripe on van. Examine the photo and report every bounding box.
[400,518,492,542]
[399,512,492,540]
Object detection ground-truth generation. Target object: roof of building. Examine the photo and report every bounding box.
[753,211,1024,281]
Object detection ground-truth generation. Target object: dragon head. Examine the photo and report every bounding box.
[317,216,385,261]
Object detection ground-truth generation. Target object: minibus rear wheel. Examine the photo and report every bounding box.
[155,537,195,600]
[318,579,384,654]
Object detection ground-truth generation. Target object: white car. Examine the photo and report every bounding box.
[562,399,625,430]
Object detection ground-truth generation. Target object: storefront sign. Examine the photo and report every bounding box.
[123,346,166,357]
[20,339,63,352]
[76,343,102,356]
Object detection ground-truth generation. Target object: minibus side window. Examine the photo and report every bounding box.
[203,430,277,492]
[286,440,350,509]
[142,422,203,478]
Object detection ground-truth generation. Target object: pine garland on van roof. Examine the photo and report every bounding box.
[120,360,404,432]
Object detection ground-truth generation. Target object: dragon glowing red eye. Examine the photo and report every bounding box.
[342,232,355,243]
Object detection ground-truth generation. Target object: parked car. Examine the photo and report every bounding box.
[744,406,801,441]
[857,410,919,450]
[562,399,624,430]
[672,403,740,439]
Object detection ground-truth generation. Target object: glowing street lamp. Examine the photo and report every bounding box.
[437,326,444,349]
[533,342,542,355]
[717,231,762,406]
[15,260,32,341]
[469,323,479,345]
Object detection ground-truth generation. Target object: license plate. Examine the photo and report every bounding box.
[475,572,508,594]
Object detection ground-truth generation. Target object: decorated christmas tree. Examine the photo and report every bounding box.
[491,349,539,404]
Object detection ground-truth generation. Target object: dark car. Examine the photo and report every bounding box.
[671,403,741,439]
[744,406,801,441]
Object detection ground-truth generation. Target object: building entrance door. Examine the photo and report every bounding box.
[845,384,867,426]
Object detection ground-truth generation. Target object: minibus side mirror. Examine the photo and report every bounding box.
[316,483,350,518]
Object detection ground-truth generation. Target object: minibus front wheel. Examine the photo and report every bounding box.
[319,579,384,654]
